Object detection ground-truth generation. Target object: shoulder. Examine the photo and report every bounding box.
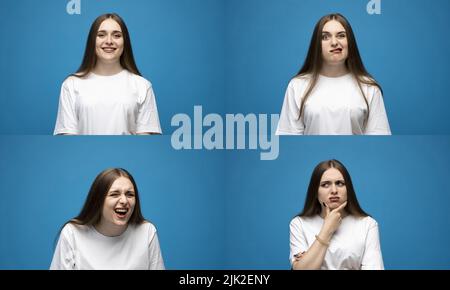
[290,215,317,228]
[290,216,301,227]
[289,74,311,87]
[363,216,379,227]
[350,215,379,229]
[60,223,89,239]
[125,70,152,89]
[357,75,382,94]
[134,221,158,235]
[61,75,78,89]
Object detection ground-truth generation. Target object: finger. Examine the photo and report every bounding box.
[323,202,330,216]
[333,201,348,213]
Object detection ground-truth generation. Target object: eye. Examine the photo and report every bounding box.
[126,191,135,197]
[113,33,122,39]
[321,34,329,41]
[336,181,346,187]
[97,33,106,38]
[337,33,346,39]
[109,192,119,197]
[320,182,330,188]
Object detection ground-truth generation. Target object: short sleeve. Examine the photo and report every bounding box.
[361,219,384,270]
[148,229,165,270]
[50,225,76,270]
[276,80,306,135]
[54,78,79,135]
[289,217,308,267]
[136,84,162,134]
[364,87,391,135]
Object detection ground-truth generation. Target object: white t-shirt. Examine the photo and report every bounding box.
[50,222,165,270]
[276,74,391,135]
[289,215,384,270]
[54,70,162,135]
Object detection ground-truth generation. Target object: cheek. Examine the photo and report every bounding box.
[317,189,327,201]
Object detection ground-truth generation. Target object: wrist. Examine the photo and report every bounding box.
[317,230,332,243]
[315,234,330,247]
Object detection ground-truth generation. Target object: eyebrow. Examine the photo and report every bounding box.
[108,189,135,193]
[320,179,345,183]
[97,30,123,34]
[322,31,346,35]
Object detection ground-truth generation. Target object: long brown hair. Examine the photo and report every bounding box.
[295,13,382,123]
[299,160,369,217]
[68,168,145,227]
[73,13,141,77]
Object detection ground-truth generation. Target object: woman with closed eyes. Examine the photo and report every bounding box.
[50,168,165,270]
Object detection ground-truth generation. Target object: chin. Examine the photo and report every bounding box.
[113,220,129,226]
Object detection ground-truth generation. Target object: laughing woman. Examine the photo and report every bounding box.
[276,13,391,135]
[50,168,165,270]
[54,13,162,135]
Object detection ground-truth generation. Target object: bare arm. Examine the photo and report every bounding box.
[292,202,347,270]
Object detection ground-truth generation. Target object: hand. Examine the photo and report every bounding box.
[321,201,347,238]
[294,251,306,262]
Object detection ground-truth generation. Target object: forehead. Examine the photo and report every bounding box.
[109,176,134,191]
[98,18,122,32]
[320,168,344,181]
[322,20,346,33]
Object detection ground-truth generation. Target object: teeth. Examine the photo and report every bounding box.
[115,209,128,213]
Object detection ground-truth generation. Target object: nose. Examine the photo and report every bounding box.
[119,193,128,204]
[330,183,338,194]
[331,36,338,46]
[106,34,113,45]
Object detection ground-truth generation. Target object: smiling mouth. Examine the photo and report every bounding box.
[102,47,117,53]
[114,208,129,218]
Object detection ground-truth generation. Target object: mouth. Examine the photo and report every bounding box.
[114,208,129,219]
[330,48,343,54]
[102,47,117,53]
[329,197,340,203]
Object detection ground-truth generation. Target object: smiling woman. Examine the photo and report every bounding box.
[276,13,391,135]
[50,168,165,270]
[54,13,162,135]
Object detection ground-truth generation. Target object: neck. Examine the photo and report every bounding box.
[95,220,127,237]
[93,61,123,76]
[320,63,348,77]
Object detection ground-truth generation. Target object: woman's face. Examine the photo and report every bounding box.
[317,168,347,211]
[321,20,348,66]
[95,18,124,64]
[101,177,136,227]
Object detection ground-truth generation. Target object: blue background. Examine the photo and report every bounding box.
[1,136,449,269]
[225,136,450,270]
[0,0,450,134]
[0,136,225,270]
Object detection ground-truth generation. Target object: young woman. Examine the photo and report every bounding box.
[50,168,165,270]
[54,13,162,135]
[277,13,391,135]
[290,160,384,270]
